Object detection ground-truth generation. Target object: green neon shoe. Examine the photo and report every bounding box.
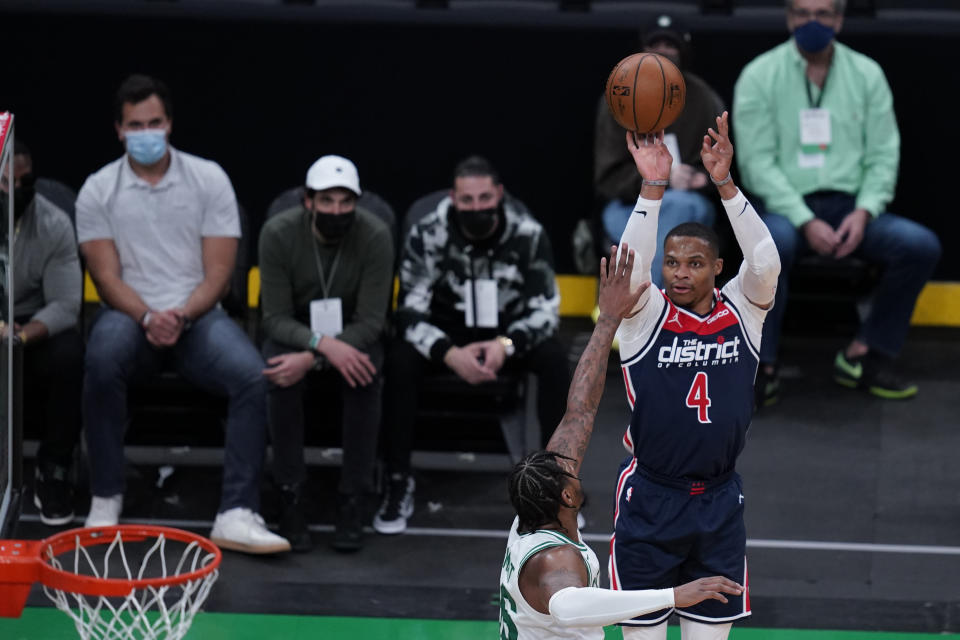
[833,350,918,400]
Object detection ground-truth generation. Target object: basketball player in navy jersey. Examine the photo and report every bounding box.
[609,112,781,640]
[500,244,743,640]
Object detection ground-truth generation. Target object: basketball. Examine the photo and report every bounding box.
[605,52,686,134]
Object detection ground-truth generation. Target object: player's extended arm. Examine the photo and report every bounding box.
[520,543,673,623]
[701,112,781,308]
[724,190,780,309]
[550,576,743,627]
[546,245,646,474]
[618,130,674,321]
[618,194,658,313]
[523,546,742,627]
[517,544,743,627]
[549,584,675,627]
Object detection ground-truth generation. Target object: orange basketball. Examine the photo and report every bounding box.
[605,52,686,133]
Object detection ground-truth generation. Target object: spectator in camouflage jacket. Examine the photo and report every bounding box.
[373,155,571,536]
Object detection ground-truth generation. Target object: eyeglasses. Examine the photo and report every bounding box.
[789,8,837,21]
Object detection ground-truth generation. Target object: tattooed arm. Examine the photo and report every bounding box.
[546,244,647,475]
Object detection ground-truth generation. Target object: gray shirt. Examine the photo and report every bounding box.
[13,193,82,334]
[75,148,240,310]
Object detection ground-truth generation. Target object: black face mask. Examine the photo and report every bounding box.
[453,205,501,241]
[1,173,35,222]
[312,209,356,242]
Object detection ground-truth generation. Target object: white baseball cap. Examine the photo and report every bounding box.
[305,155,361,196]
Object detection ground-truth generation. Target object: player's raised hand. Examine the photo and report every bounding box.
[701,111,734,183]
[598,243,649,322]
[626,129,672,183]
[673,576,744,608]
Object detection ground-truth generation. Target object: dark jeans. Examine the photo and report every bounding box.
[83,307,269,513]
[759,193,941,363]
[263,338,383,495]
[21,325,84,470]
[381,336,570,474]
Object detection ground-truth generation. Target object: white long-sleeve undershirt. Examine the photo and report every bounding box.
[617,194,661,315]
[548,586,675,627]
[722,188,780,306]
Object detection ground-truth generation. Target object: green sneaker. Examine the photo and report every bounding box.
[833,351,918,399]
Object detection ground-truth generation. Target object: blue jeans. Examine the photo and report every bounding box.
[602,189,716,287]
[759,192,941,363]
[84,307,269,513]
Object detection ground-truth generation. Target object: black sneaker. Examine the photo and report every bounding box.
[331,493,363,553]
[372,473,415,535]
[754,365,781,409]
[34,463,74,526]
[278,484,314,553]
[833,350,918,399]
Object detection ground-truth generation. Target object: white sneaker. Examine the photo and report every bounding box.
[210,507,291,554]
[84,494,123,528]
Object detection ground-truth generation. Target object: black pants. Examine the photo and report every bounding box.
[380,336,570,474]
[263,339,383,495]
[22,326,85,469]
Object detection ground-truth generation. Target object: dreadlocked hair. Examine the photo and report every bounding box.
[508,450,578,534]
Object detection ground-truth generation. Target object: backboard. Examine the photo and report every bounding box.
[0,111,22,538]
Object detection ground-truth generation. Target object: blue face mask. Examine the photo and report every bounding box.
[793,20,835,54]
[124,129,168,165]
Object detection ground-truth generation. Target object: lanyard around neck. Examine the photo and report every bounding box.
[311,236,342,300]
[804,62,832,109]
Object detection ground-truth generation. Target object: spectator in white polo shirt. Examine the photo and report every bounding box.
[75,74,290,554]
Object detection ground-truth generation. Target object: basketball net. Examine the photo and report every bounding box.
[0,526,221,640]
[42,529,219,640]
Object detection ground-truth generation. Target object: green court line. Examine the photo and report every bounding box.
[1,608,958,640]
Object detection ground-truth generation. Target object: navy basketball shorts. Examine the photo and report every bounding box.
[609,456,751,626]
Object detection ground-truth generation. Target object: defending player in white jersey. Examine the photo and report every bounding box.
[611,112,781,640]
[498,245,743,640]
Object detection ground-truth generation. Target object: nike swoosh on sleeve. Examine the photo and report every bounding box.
[738,203,748,217]
[633,210,647,217]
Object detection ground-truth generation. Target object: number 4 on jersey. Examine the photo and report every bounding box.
[685,371,712,423]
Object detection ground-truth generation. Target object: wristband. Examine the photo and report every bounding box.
[641,179,669,187]
[711,173,733,186]
[140,310,153,329]
[309,333,323,351]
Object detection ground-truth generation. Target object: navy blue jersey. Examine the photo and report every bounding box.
[617,278,767,480]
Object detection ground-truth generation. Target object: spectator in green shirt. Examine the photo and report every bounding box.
[258,155,394,553]
[733,0,940,405]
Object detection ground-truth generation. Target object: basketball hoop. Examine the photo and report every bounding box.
[0,525,221,640]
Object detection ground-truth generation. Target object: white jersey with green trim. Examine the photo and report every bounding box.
[498,516,602,640]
